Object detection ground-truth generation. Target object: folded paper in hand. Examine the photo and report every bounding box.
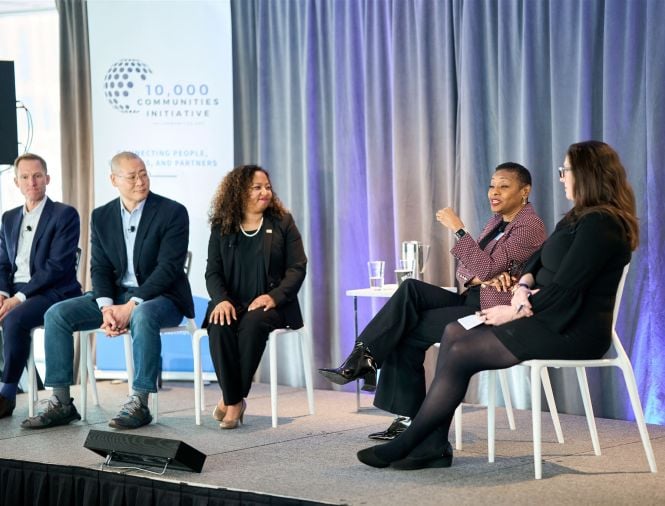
[457,313,484,330]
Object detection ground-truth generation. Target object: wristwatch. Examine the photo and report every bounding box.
[455,228,467,239]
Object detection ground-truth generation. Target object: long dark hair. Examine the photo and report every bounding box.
[209,164,287,235]
[565,141,639,250]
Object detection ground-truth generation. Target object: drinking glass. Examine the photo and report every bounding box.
[395,259,415,286]
[367,261,385,289]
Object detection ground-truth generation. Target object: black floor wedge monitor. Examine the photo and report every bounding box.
[84,429,206,473]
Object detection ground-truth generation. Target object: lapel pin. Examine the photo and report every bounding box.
[266,229,273,234]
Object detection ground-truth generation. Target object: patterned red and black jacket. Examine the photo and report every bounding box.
[451,203,546,309]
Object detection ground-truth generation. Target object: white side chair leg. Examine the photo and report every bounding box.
[619,362,658,473]
[80,331,88,421]
[531,365,543,479]
[123,334,134,393]
[454,404,463,451]
[31,352,38,407]
[193,329,204,425]
[487,370,496,463]
[541,367,564,443]
[86,332,99,406]
[152,391,159,423]
[269,331,278,428]
[575,366,600,455]
[498,369,516,430]
[27,339,36,417]
[299,328,315,415]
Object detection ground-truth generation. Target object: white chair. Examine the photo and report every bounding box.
[453,368,517,457]
[436,343,524,457]
[26,326,99,418]
[484,367,563,462]
[26,248,98,418]
[490,264,657,479]
[192,325,316,427]
[79,318,197,423]
[435,347,563,462]
[267,326,316,427]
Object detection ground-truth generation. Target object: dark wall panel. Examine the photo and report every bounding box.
[0,61,18,165]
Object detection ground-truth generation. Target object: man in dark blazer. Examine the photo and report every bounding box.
[0,153,81,419]
[22,151,193,430]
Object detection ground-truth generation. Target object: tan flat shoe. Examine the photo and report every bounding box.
[220,399,246,430]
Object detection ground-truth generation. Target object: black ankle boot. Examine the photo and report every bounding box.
[318,342,377,386]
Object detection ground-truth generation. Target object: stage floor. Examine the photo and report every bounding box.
[1,380,664,505]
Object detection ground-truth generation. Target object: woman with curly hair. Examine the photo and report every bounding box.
[204,165,307,429]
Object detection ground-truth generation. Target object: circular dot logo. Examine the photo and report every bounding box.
[103,59,152,113]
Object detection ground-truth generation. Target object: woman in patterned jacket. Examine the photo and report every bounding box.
[356,140,638,470]
[319,162,546,440]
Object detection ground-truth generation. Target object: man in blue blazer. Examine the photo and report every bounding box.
[22,151,194,430]
[0,153,81,419]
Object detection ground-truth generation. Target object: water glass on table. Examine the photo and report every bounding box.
[367,261,385,289]
[395,259,415,286]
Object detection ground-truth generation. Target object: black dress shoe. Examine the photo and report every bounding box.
[390,440,453,470]
[0,394,16,419]
[357,446,391,468]
[318,342,377,386]
[368,416,411,440]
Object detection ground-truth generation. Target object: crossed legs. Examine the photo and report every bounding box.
[359,322,520,467]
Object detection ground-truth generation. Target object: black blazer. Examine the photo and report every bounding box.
[204,213,307,329]
[0,197,81,301]
[90,192,194,318]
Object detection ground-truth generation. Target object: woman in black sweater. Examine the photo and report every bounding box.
[357,140,639,470]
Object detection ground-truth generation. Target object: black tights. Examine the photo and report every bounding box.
[374,322,520,463]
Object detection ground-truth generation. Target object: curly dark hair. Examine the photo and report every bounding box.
[565,140,639,250]
[209,164,287,234]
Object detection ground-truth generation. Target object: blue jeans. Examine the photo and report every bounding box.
[44,292,183,393]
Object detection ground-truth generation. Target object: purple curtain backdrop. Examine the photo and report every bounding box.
[232,0,665,424]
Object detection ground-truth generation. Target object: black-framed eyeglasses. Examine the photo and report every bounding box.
[557,166,572,178]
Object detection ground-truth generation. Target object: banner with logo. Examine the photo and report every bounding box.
[88,0,233,298]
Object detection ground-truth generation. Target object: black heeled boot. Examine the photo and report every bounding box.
[318,342,377,386]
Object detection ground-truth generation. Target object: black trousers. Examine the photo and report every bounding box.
[358,279,478,418]
[207,308,285,405]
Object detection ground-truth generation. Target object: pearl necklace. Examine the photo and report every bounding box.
[240,216,264,237]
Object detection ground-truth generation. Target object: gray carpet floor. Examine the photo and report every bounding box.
[1,380,663,505]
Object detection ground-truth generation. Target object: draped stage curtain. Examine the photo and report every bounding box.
[57,0,95,382]
[57,0,94,290]
[231,0,665,424]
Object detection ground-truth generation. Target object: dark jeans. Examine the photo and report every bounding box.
[44,292,183,393]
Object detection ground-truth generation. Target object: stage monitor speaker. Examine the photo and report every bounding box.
[84,429,206,473]
[0,60,18,165]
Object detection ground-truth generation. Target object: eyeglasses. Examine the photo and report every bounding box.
[115,171,150,184]
[557,166,572,178]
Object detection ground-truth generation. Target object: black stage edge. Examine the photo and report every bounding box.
[0,458,333,506]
